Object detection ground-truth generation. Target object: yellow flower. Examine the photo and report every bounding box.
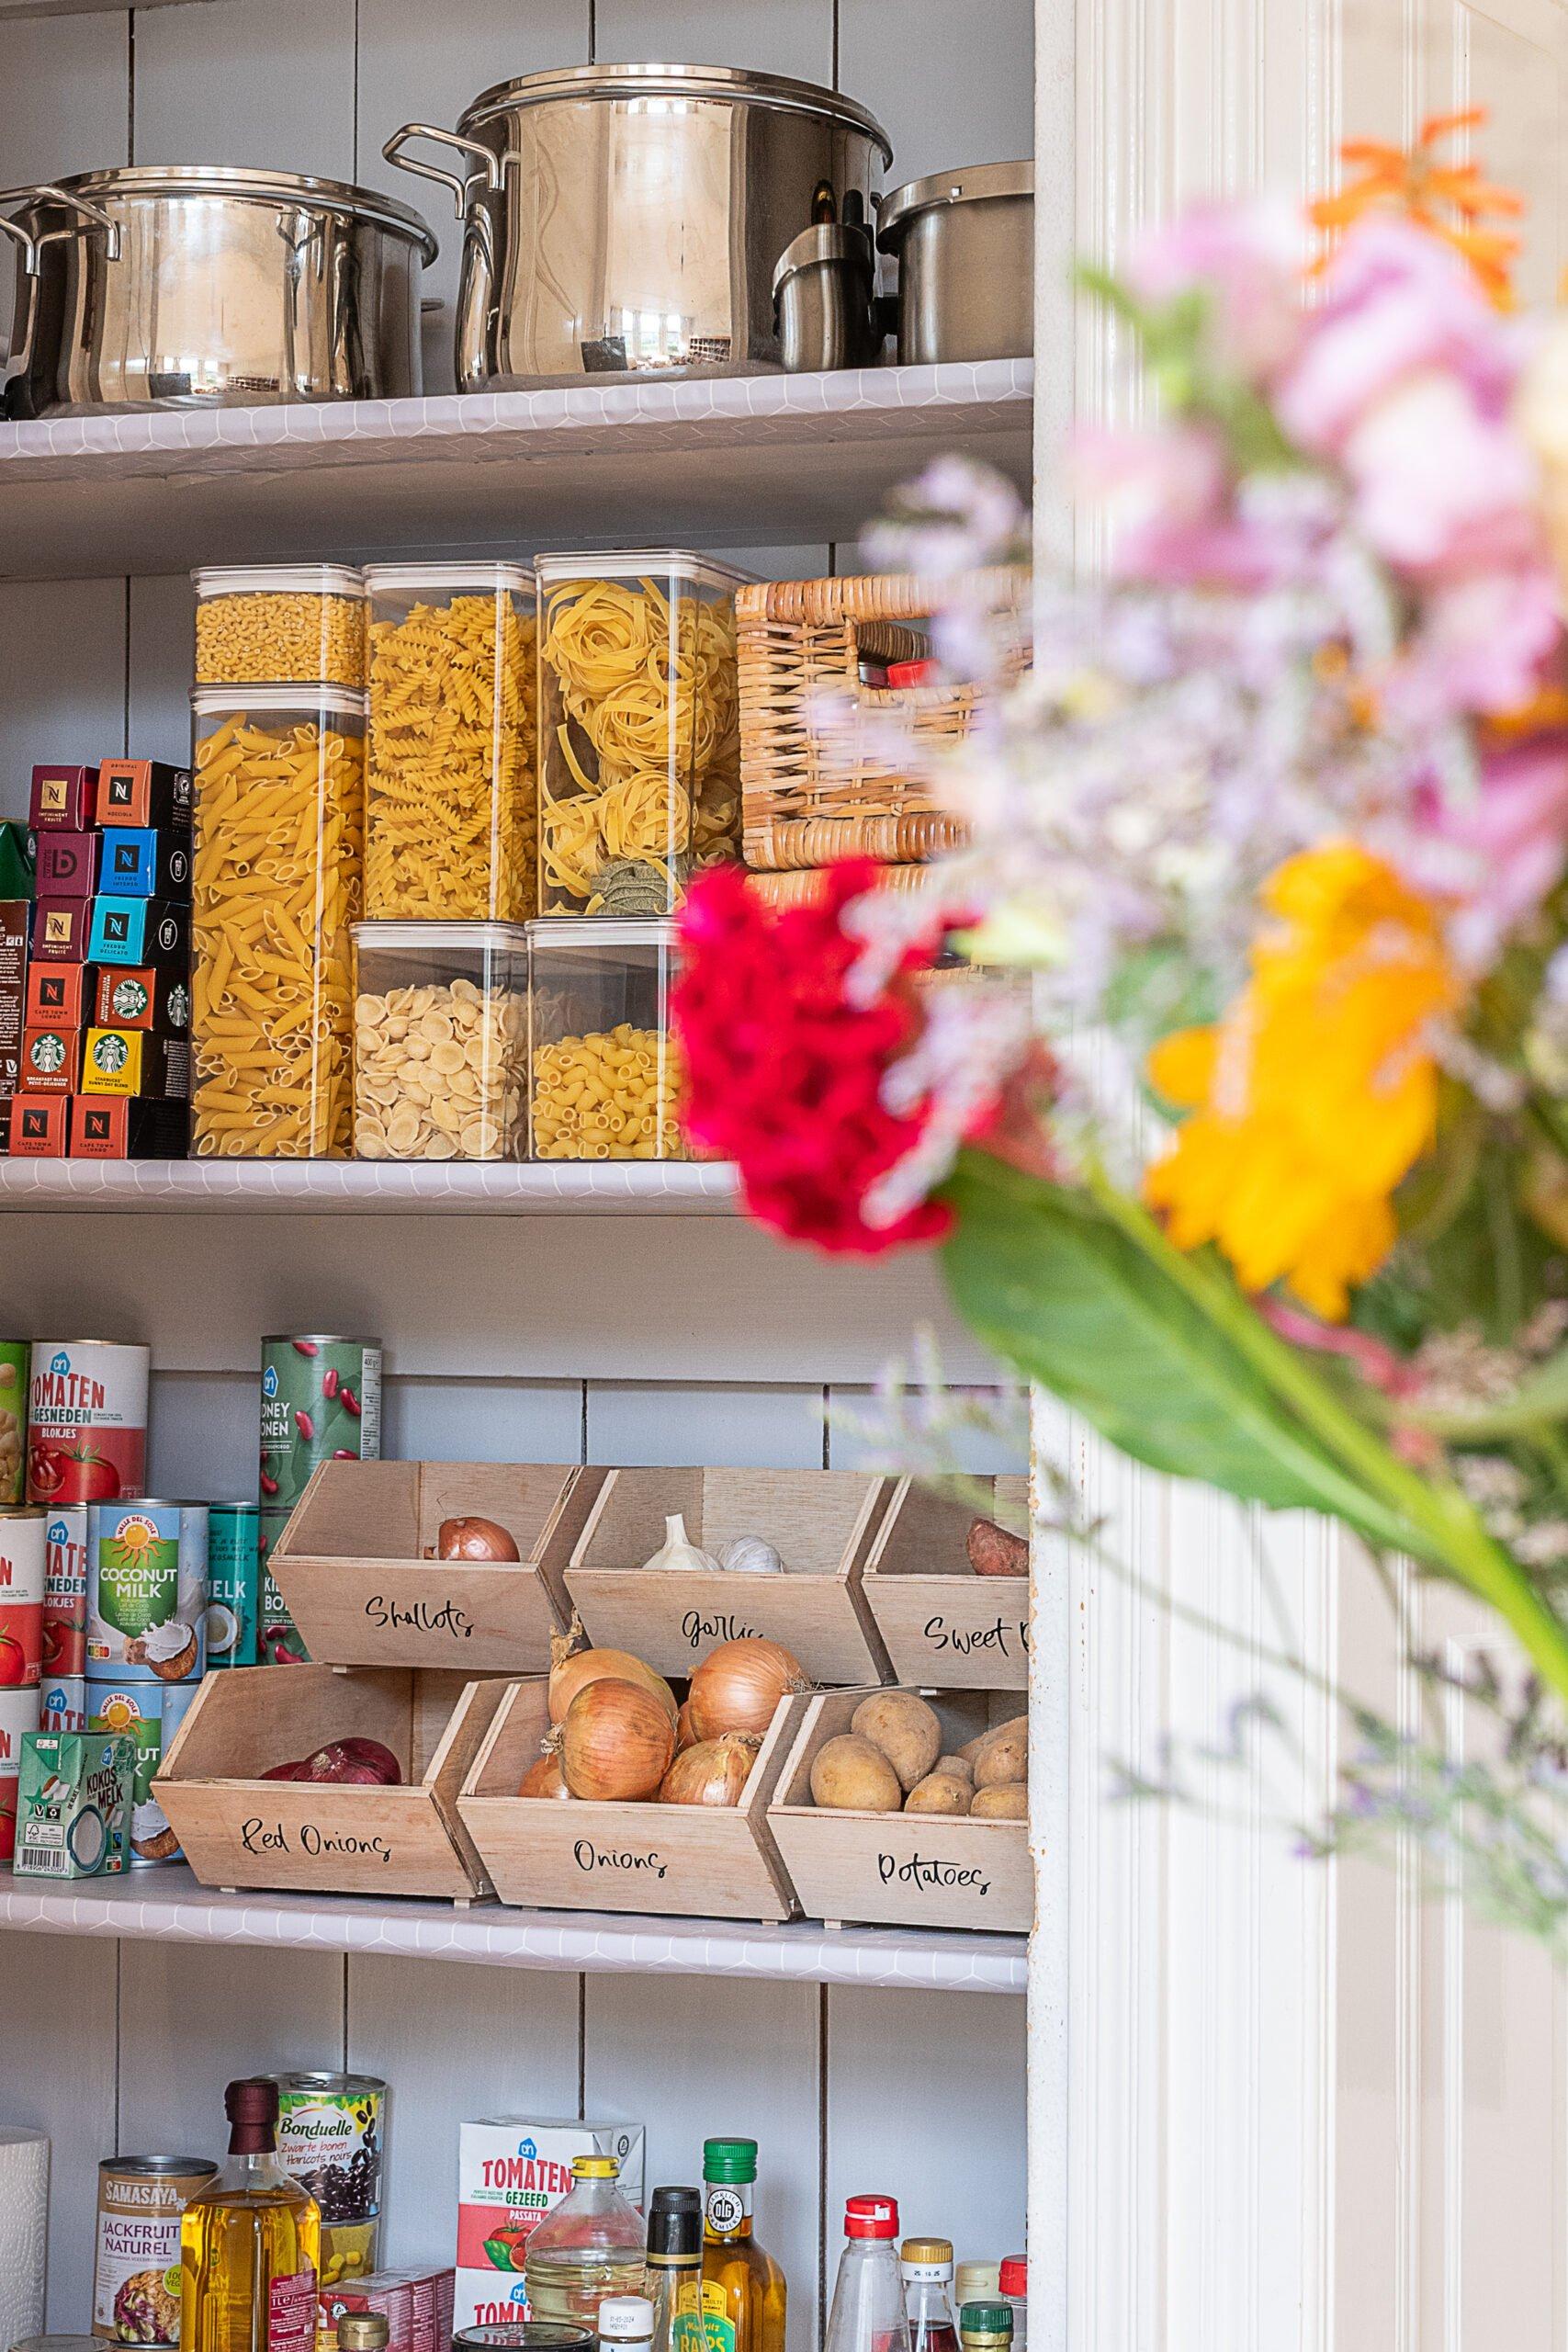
[1143,842,1461,1319]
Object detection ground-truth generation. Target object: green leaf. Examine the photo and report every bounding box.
[939,1151,1425,1555]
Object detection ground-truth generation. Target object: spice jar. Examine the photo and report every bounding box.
[353,922,529,1161]
[528,918,686,1160]
[193,565,367,688]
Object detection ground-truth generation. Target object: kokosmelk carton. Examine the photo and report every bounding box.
[456,2120,646,2331]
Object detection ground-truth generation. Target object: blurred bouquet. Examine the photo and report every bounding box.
[674,114,1568,1721]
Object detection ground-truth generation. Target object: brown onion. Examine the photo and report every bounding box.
[659,1734,761,1808]
[436,1515,521,1562]
[560,1679,676,1803]
[675,1699,698,1750]
[548,1634,678,1726]
[687,1637,810,1742]
[519,1751,572,1801]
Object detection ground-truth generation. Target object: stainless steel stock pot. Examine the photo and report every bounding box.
[876,161,1034,365]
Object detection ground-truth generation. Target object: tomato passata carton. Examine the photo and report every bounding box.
[455,2120,645,2330]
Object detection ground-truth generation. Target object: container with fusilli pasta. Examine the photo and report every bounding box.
[536,549,748,918]
[365,561,537,922]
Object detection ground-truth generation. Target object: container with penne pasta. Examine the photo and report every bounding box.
[352,921,529,1161]
[527,917,689,1160]
[190,684,367,1159]
[365,562,538,922]
[194,564,368,689]
[536,550,747,918]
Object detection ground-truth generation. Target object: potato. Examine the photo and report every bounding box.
[852,1690,942,1792]
[960,1713,1026,1768]
[974,1722,1029,1790]
[810,1734,903,1814]
[904,1770,974,1817]
[935,1753,974,1782]
[971,1781,1028,1820]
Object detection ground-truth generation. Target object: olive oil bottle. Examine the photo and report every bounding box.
[182,2078,321,2352]
[701,2139,786,2352]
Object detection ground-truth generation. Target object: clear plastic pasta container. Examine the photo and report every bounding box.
[365,561,537,922]
[536,549,747,918]
[190,685,367,1159]
[528,918,688,1160]
[353,921,529,1161]
[193,564,367,688]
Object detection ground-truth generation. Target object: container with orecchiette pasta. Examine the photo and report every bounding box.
[363,560,538,922]
[189,684,367,1159]
[193,564,368,689]
[536,549,748,918]
[352,920,529,1161]
[528,917,689,1161]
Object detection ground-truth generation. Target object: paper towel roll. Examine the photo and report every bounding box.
[0,2127,48,2350]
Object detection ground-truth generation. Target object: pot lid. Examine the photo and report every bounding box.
[876,159,1034,250]
[32,165,438,261]
[459,61,892,161]
[772,221,876,297]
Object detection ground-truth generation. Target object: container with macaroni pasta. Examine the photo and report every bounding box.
[528,918,688,1160]
[189,685,367,1159]
[193,564,368,688]
[364,562,537,922]
[536,549,747,918]
[353,921,529,1160]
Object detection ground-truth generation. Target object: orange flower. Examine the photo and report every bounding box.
[1311,109,1524,306]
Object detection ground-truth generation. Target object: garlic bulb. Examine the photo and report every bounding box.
[640,1512,721,1573]
[716,1534,784,1576]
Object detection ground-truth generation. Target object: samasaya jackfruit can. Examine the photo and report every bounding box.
[26,1340,149,1506]
[455,2120,645,2332]
[86,1500,209,1680]
[94,2155,219,2344]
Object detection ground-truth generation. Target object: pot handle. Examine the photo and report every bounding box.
[21,184,123,267]
[382,123,502,217]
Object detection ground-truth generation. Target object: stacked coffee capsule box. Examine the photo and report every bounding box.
[9,758,193,1159]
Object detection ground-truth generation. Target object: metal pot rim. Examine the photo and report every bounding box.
[22,164,438,261]
[457,60,892,161]
[876,159,1034,250]
[772,221,876,297]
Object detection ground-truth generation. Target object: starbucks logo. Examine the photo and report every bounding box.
[168,982,190,1028]
[29,1035,65,1074]
[92,1034,130,1075]
[111,978,150,1019]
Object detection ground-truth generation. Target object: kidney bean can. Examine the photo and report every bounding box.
[273,2073,386,2289]
[86,1679,199,1866]
[258,1337,381,1665]
[87,1501,209,1681]
[27,1340,149,1507]
[205,1501,260,1668]
[43,1504,89,1674]
[0,1682,41,1859]
[95,2155,219,2344]
[0,1340,27,1504]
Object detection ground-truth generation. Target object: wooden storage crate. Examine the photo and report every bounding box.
[863,1475,1030,1691]
[563,1467,895,1686]
[737,569,1027,872]
[265,1461,609,1671]
[155,1665,509,1902]
[769,1686,1031,1936]
[457,1678,809,1923]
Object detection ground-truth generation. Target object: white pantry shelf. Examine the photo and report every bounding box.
[0,1862,1026,1993]
[0,359,1032,577]
[0,1159,740,1215]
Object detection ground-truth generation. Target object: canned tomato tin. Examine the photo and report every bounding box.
[0,1340,27,1504]
[259,1335,382,1517]
[273,2072,387,2288]
[87,1501,209,1680]
[42,1503,88,1674]
[205,1501,260,1668]
[27,1340,149,1506]
[95,2154,220,2343]
[0,1506,46,1690]
[41,1673,88,1731]
[0,1681,41,1858]
[86,1679,198,1865]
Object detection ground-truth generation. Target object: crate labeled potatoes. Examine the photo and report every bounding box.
[862,1475,1030,1691]
[194,563,367,687]
[529,918,687,1160]
[354,922,529,1160]
[536,550,745,918]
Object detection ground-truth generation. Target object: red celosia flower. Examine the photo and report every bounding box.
[673,860,950,1255]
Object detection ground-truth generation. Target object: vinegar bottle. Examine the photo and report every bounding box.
[824,2199,910,2352]
[700,2139,786,2352]
[524,2155,646,2328]
[181,2077,321,2352]
[900,2239,959,2352]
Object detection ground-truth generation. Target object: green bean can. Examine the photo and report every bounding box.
[205,1502,260,1668]
[0,1341,27,1505]
[258,1336,381,1666]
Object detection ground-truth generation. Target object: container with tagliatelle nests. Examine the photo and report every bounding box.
[353,922,529,1160]
[364,562,538,921]
[190,685,367,1158]
[528,917,690,1160]
[193,564,368,688]
[536,549,748,917]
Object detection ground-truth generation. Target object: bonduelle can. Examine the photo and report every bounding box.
[86,1500,209,1681]
[26,1339,149,1506]
[95,2154,219,2343]
[41,1673,88,1732]
[0,1681,42,1859]
[42,1504,88,1674]
[86,1678,198,1865]
[0,1506,46,1690]
[258,1336,381,1665]
[205,1501,260,1668]
[273,2071,387,2290]
[0,1340,27,1505]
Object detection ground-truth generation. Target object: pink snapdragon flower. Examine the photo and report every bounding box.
[1123,198,1306,382]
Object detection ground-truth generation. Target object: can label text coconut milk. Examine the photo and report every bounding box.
[27,1341,149,1506]
[87,1502,208,1681]
[95,2156,218,2343]
[87,1679,198,1865]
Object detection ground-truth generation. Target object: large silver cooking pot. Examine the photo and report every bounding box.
[0,165,436,416]
[877,161,1034,366]
[386,62,892,390]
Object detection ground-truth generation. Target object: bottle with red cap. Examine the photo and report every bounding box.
[998,2257,1026,2352]
[181,2077,321,2352]
[824,2199,912,2352]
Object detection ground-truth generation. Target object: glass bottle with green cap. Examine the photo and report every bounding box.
[958,2304,1013,2352]
[700,2138,786,2352]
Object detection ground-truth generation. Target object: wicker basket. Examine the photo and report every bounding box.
[738,569,1027,874]
[746,863,934,910]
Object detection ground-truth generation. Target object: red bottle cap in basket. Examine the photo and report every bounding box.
[845,2196,900,2240]
[886,659,937,687]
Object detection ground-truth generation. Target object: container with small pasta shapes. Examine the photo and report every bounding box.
[536,549,747,918]
[190,685,367,1159]
[193,565,367,688]
[364,562,538,921]
[353,922,529,1161]
[528,917,688,1160]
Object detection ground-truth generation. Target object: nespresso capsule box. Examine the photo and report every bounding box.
[9,1093,67,1155]
[86,897,188,967]
[91,965,190,1035]
[30,896,91,962]
[19,1023,80,1095]
[96,759,193,831]
[70,1093,189,1159]
[34,831,99,899]
[80,1025,189,1101]
[98,828,192,902]
[29,764,96,831]
[25,961,88,1028]
[0,900,26,1098]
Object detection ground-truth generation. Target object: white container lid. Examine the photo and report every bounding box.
[526,917,680,950]
[536,550,754,590]
[192,564,368,600]
[363,561,534,594]
[352,921,530,951]
[190,684,368,717]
